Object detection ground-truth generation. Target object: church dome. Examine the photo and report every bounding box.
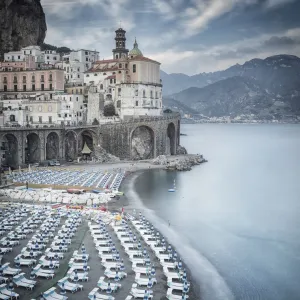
[129,38,143,57]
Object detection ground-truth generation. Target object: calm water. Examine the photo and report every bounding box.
[131,124,300,300]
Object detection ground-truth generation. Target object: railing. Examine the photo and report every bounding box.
[0,88,56,92]
[0,113,180,131]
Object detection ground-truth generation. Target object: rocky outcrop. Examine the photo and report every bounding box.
[0,0,47,58]
[131,126,154,160]
[176,145,188,155]
[93,145,120,163]
[152,154,206,171]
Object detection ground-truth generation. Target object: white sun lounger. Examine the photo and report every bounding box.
[95,240,111,247]
[97,276,121,292]
[39,256,60,268]
[57,277,83,293]
[14,255,36,267]
[0,283,19,299]
[132,266,151,275]
[101,261,121,269]
[67,269,89,282]
[167,279,190,291]
[97,246,113,254]
[88,287,115,300]
[32,265,55,279]
[0,248,12,254]
[166,288,189,299]
[68,260,90,271]
[50,245,68,252]
[135,273,157,286]
[129,257,146,264]
[104,269,127,280]
[126,251,143,258]
[130,283,153,299]
[43,287,68,300]
[20,248,41,258]
[72,251,89,261]
[45,249,64,260]
[1,263,21,276]
[13,273,36,290]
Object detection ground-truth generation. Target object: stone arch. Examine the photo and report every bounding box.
[167,122,176,155]
[131,125,155,160]
[177,120,180,146]
[78,129,97,156]
[26,133,41,163]
[46,132,59,160]
[65,131,78,160]
[1,133,19,168]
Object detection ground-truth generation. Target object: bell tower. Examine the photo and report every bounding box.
[112,28,129,59]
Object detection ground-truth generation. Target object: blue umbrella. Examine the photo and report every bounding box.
[15,256,20,267]
[114,271,120,282]
[138,241,142,250]
[143,290,149,300]
[182,270,187,281]
[168,245,172,253]
[119,260,125,271]
[133,235,137,242]
[30,268,35,279]
[143,248,147,257]
[74,270,79,282]
[83,262,88,272]
[145,254,151,266]
[49,259,54,269]
[115,252,120,261]
[178,259,182,270]
[60,282,66,294]
[30,249,34,258]
[54,253,58,260]
[147,277,153,289]
[106,282,112,294]
[112,244,116,252]
[173,251,178,260]
[183,281,189,294]
[151,266,155,277]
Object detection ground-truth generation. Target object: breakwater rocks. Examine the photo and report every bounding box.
[0,188,111,205]
[152,154,207,171]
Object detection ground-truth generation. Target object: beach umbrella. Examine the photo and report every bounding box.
[115,251,120,261]
[145,254,151,266]
[54,253,59,261]
[147,277,153,289]
[173,251,178,260]
[15,256,20,268]
[30,267,35,279]
[8,279,13,291]
[83,261,88,272]
[162,238,166,247]
[106,282,112,294]
[82,253,87,261]
[40,294,44,300]
[119,259,125,271]
[114,271,120,282]
[183,281,189,294]
[138,241,141,250]
[143,290,149,300]
[30,249,34,258]
[168,245,172,253]
[60,282,66,294]
[143,248,147,257]
[49,259,54,269]
[112,244,116,253]
[182,269,187,281]
[151,266,155,277]
[81,244,86,253]
[168,252,173,260]
[74,270,79,282]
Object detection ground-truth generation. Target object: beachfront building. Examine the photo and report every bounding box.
[84,28,163,120]
[0,68,64,97]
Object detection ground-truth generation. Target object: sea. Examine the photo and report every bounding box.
[128,124,300,300]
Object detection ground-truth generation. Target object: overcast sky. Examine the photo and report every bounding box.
[41,0,300,75]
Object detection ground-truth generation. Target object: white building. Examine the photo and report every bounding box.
[85,28,162,120]
[43,50,61,65]
[56,61,85,85]
[0,93,85,127]
[63,49,99,71]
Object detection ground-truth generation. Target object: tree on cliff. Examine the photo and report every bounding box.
[104,103,116,117]
[41,43,72,54]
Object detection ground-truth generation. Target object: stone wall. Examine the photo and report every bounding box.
[0,113,180,165]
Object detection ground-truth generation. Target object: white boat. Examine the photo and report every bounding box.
[168,179,176,192]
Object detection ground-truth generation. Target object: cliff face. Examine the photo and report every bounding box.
[0,0,47,58]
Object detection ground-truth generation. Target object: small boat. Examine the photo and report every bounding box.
[67,189,85,194]
[168,179,176,192]
[92,190,104,194]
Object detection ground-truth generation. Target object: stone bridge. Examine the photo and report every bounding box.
[0,113,181,167]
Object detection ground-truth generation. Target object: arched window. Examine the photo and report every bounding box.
[143,90,145,98]
[100,84,103,90]
[135,90,138,96]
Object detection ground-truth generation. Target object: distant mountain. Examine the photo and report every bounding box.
[163,55,300,121]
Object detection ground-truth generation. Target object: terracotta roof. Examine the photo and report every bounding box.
[94,59,118,64]
[129,55,160,64]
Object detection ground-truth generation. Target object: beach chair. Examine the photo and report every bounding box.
[43,287,68,300]
[67,269,89,282]
[57,277,83,293]
[1,263,21,276]
[14,255,36,267]
[32,265,55,279]
[68,259,90,271]
[13,273,36,290]
[135,273,157,287]
[44,249,64,260]
[132,266,151,275]
[39,256,59,269]
[130,284,153,299]
[72,251,89,261]
[97,276,121,292]
[166,288,189,299]
[167,279,190,291]
[88,287,115,300]
[104,269,127,280]
[0,277,7,284]
[0,283,19,299]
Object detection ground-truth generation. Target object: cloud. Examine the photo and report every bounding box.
[263,36,300,47]
[264,0,298,8]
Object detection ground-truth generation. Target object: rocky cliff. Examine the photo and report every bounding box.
[0,0,47,58]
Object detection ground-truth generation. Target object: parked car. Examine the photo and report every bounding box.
[48,161,55,167]
[54,161,61,166]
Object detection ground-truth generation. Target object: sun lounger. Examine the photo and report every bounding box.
[45,249,64,260]
[167,279,190,291]
[95,240,110,247]
[68,260,90,271]
[0,283,19,299]
[132,266,151,275]
[88,287,115,300]
[50,245,68,252]
[104,269,127,280]
[67,269,89,282]
[43,287,68,300]
[39,256,59,268]
[14,255,36,267]
[13,273,36,290]
[130,283,153,299]
[166,288,189,299]
[97,276,121,292]
[32,265,55,279]
[134,273,157,286]
[1,263,21,276]
[0,248,12,254]
[57,277,83,293]
[72,251,89,261]
[126,251,143,258]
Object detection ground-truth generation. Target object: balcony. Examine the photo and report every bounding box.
[13,80,18,84]
[3,80,7,84]
[49,78,53,82]
[41,78,44,82]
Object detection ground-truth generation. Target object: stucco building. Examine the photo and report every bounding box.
[85,28,162,121]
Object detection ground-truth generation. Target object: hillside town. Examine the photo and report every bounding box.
[0,28,163,127]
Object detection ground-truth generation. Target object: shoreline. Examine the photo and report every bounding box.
[109,169,201,300]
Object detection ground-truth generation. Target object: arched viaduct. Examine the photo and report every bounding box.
[0,113,181,167]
